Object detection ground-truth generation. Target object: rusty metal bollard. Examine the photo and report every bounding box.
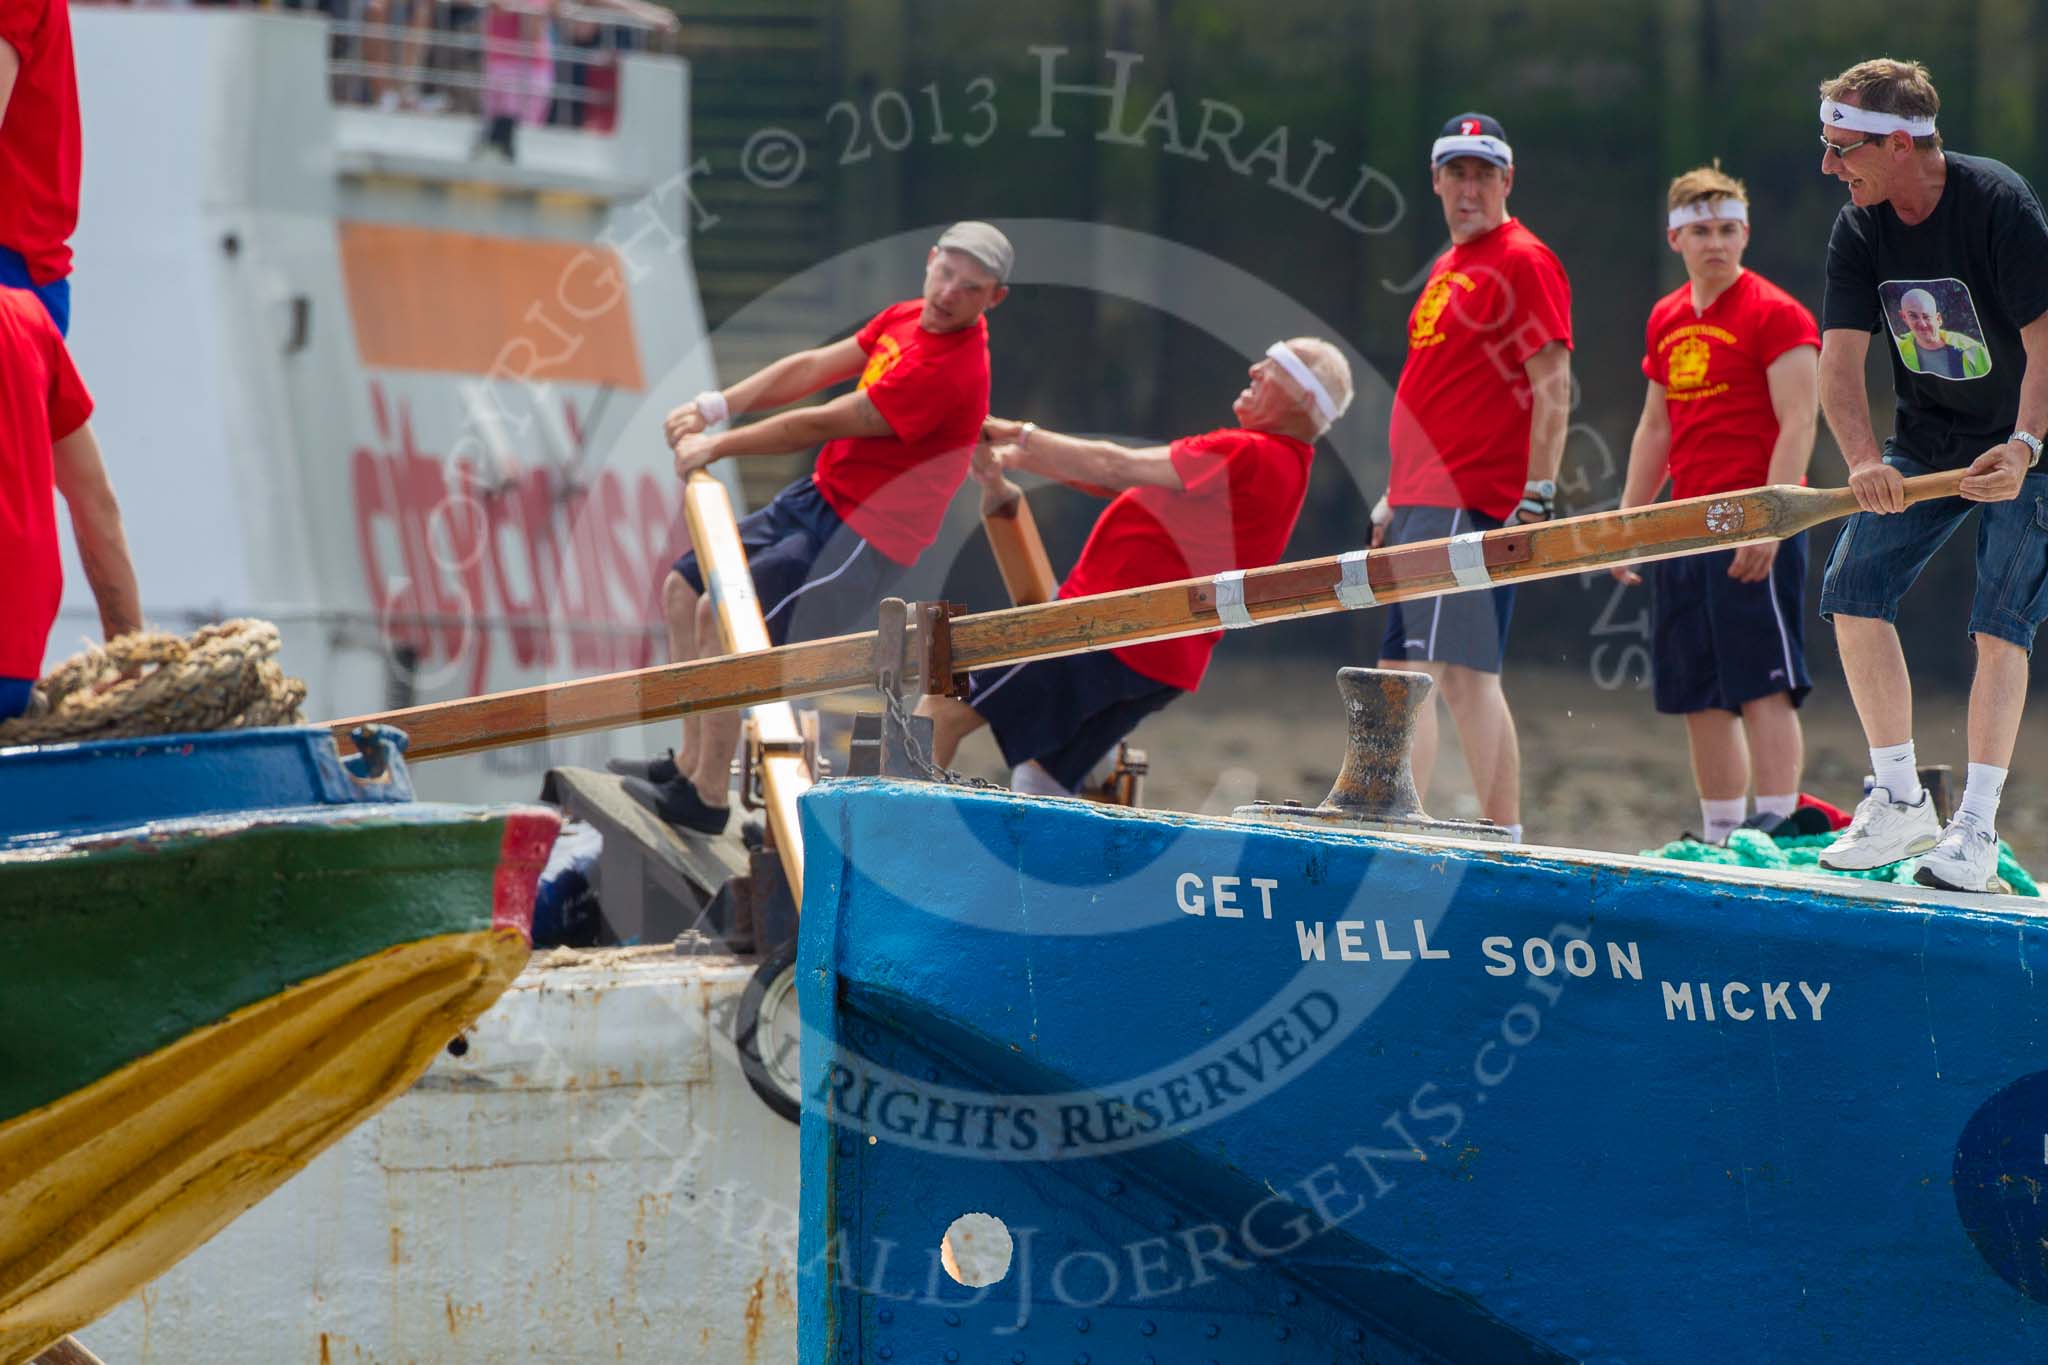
[1234,667,1507,840]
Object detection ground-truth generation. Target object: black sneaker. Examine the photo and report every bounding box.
[607,749,679,784]
[1731,806,1833,841]
[624,774,730,835]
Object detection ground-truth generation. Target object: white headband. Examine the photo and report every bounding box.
[1430,134,1513,167]
[1820,98,1936,138]
[1265,342,1339,425]
[1668,198,1749,230]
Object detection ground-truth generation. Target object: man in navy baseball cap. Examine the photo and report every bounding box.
[1431,112,1513,168]
[1373,105,1571,843]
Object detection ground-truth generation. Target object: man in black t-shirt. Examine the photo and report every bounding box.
[1812,58,2048,893]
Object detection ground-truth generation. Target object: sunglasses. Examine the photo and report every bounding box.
[1820,133,1877,160]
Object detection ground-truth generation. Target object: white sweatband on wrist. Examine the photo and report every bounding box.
[694,389,730,428]
[1820,99,1936,138]
[1370,494,1393,528]
[1265,342,1340,425]
[1667,198,1749,230]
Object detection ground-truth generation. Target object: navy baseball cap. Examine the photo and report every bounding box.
[1431,113,1514,167]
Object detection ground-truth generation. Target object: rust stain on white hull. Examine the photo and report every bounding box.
[82,950,801,1363]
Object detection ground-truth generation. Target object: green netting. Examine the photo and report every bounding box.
[1642,828,2040,898]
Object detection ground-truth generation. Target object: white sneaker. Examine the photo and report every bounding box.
[1818,787,1940,870]
[1913,815,1999,893]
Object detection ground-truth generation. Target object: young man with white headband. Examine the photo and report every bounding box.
[620,221,1010,832]
[1611,164,1820,844]
[1810,58,2048,891]
[1374,112,1573,843]
[920,338,1353,795]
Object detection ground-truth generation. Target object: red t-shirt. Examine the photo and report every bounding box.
[1388,219,1573,521]
[812,301,991,565]
[1641,270,1820,499]
[1060,427,1315,692]
[0,0,81,284]
[0,288,92,677]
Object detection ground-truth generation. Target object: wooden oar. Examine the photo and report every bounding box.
[330,470,1968,763]
[680,472,808,893]
[979,475,1058,607]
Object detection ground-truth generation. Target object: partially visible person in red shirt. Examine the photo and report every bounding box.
[0,288,142,719]
[1374,111,1573,844]
[619,222,1010,833]
[921,336,1355,795]
[1610,164,1820,844]
[0,0,81,334]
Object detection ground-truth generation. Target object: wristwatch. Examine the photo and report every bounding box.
[2012,430,2043,467]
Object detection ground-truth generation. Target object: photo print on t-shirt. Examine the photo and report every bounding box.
[1879,277,1992,381]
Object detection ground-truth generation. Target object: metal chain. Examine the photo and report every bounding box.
[881,687,1002,790]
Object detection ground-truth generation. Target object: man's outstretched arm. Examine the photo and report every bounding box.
[981,417,1182,492]
[52,422,142,642]
[1819,328,1901,513]
[662,336,870,449]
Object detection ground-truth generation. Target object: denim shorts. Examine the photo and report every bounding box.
[1818,450,2048,651]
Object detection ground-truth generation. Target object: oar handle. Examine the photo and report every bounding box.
[1900,467,1971,505]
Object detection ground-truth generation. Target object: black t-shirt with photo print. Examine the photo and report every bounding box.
[1823,152,2048,467]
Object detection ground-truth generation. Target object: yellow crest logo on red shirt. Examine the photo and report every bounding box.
[859,335,904,390]
[1667,336,1712,391]
[1656,322,1737,402]
[1410,271,1476,349]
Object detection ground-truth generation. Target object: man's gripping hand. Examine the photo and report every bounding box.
[970,440,1013,489]
[663,404,708,448]
[672,433,721,480]
[1959,441,2031,503]
[1847,460,1907,514]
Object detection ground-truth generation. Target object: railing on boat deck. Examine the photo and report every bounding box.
[326,1,677,130]
[74,0,681,128]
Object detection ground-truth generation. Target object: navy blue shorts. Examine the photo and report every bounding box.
[1649,533,1811,715]
[966,648,1183,792]
[1377,506,1517,674]
[1820,449,2048,653]
[0,247,68,336]
[0,677,32,721]
[672,477,904,647]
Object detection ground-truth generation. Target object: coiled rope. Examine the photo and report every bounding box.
[0,619,307,746]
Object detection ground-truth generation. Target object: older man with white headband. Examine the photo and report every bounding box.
[920,337,1354,796]
[1810,58,2048,891]
[1613,163,1820,845]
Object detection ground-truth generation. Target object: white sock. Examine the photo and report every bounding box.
[1010,760,1073,797]
[1701,797,1748,842]
[1504,823,1524,843]
[1754,792,1799,823]
[1870,741,1923,805]
[1957,762,2007,832]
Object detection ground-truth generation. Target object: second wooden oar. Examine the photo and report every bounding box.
[330,469,1969,762]
[979,475,1059,607]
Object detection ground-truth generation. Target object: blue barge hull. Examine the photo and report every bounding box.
[797,778,2048,1363]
